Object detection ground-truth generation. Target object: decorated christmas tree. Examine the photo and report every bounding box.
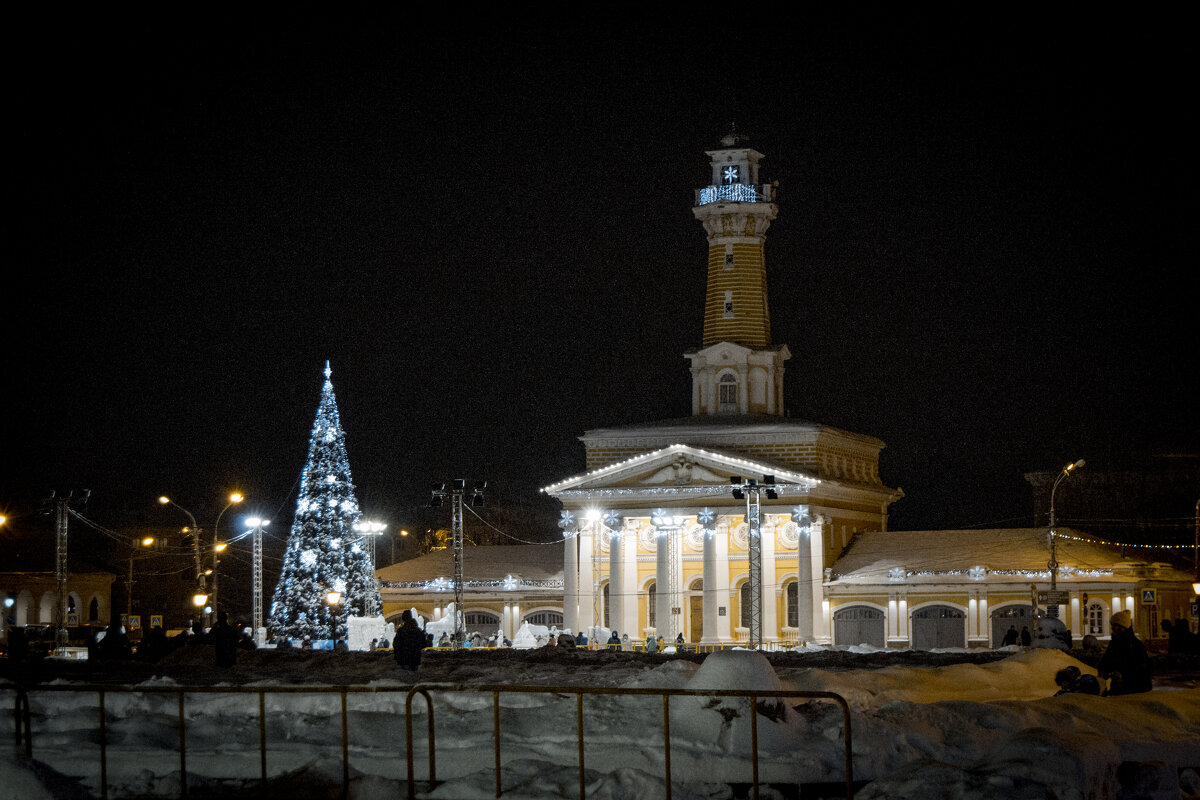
[268,363,383,643]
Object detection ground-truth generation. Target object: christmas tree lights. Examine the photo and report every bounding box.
[268,363,382,643]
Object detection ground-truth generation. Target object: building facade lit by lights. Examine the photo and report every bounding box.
[543,132,1196,648]
[377,133,1196,647]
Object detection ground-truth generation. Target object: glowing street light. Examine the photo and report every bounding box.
[1047,459,1085,618]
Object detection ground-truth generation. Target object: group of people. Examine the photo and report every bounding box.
[1053,611,1154,697]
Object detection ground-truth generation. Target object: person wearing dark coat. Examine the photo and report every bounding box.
[209,611,239,668]
[557,631,576,649]
[96,622,132,661]
[607,631,621,648]
[1054,665,1101,696]
[394,610,425,671]
[1001,626,1019,646]
[1162,619,1196,654]
[1019,626,1032,646]
[1098,611,1152,696]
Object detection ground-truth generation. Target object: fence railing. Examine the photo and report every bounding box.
[6,681,853,800]
[405,682,854,800]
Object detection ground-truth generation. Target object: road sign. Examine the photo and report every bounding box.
[1141,589,1157,605]
[1038,591,1070,605]
[150,615,163,628]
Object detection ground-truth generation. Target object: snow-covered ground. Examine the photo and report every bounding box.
[3,645,1198,799]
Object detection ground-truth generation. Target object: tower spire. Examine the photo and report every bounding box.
[685,133,789,416]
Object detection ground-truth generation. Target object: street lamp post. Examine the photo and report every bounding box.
[159,496,204,618]
[326,590,343,649]
[1047,459,1085,619]
[731,475,778,650]
[210,493,244,624]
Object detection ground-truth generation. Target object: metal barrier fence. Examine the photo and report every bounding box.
[6,681,853,800]
[405,683,854,800]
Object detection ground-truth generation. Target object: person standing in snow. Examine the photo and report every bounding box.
[607,631,620,649]
[394,610,425,672]
[1001,626,1019,646]
[209,611,239,668]
[1098,610,1151,695]
[645,634,658,653]
[1020,626,1032,646]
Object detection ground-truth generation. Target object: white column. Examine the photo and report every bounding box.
[979,594,989,645]
[608,530,622,635]
[563,532,578,634]
[503,603,512,639]
[511,602,520,638]
[578,531,595,634]
[714,522,732,641]
[702,527,718,643]
[898,594,909,643]
[761,520,778,640]
[808,516,827,642]
[621,527,639,638]
[654,530,670,636]
[1070,592,1082,642]
[795,523,814,641]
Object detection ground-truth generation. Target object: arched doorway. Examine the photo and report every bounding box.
[833,606,885,648]
[991,604,1038,646]
[911,605,966,649]
[464,611,500,636]
[688,578,703,642]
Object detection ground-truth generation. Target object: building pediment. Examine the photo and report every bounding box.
[542,443,819,497]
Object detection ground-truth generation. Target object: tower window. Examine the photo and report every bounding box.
[718,374,738,413]
[723,290,734,318]
[724,244,734,269]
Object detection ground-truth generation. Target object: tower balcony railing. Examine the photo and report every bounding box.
[696,183,774,206]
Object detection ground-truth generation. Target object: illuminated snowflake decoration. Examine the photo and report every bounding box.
[697,507,718,529]
[1059,565,1077,579]
[330,538,341,549]
[968,566,986,581]
[300,550,317,569]
[888,567,907,583]
[502,574,519,591]
[791,506,809,523]
[427,577,451,592]
[332,578,346,594]
[327,475,337,483]
[559,510,577,530]
[602,510,623,532]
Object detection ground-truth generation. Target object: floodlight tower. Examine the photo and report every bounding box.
[431,479,485,647]
[731,475,777,649]
[43,489,90,652]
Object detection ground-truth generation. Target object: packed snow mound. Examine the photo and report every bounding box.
[686,648,781,693]
[783,647,1092,710]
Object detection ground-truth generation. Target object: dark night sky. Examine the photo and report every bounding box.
[4,12,1194,545]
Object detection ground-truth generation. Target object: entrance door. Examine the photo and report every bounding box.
[689,596,703,642]
[833,606,885,648]
[911,606,966,649]
[990,605,1038,646]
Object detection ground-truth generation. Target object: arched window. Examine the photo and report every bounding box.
[647,583,656,628]
[88,597,100,622]
[718,374,738,413]
[786,582,798,628]
[524,611,563,627]
[739,582,752,628]
[602,583,610,628]
[1086,603,1106,636]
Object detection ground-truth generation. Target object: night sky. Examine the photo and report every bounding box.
[5,13,1194,548]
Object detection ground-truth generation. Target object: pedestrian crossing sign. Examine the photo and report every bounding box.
[1141,589,1156,604]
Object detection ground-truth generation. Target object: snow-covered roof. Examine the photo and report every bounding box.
[830,528,1196,585]
[376,542,563,585]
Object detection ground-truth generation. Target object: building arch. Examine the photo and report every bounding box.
[990,603,1041,646]
[910,603,967,650]
[832,603,886,648]
[464,610,501,635]
[87,595,103,623]
[39,591,56,624]
[1084,600,1109,637]
[523,609,564,628]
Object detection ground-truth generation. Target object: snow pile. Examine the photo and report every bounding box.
[2,649,1197,799]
